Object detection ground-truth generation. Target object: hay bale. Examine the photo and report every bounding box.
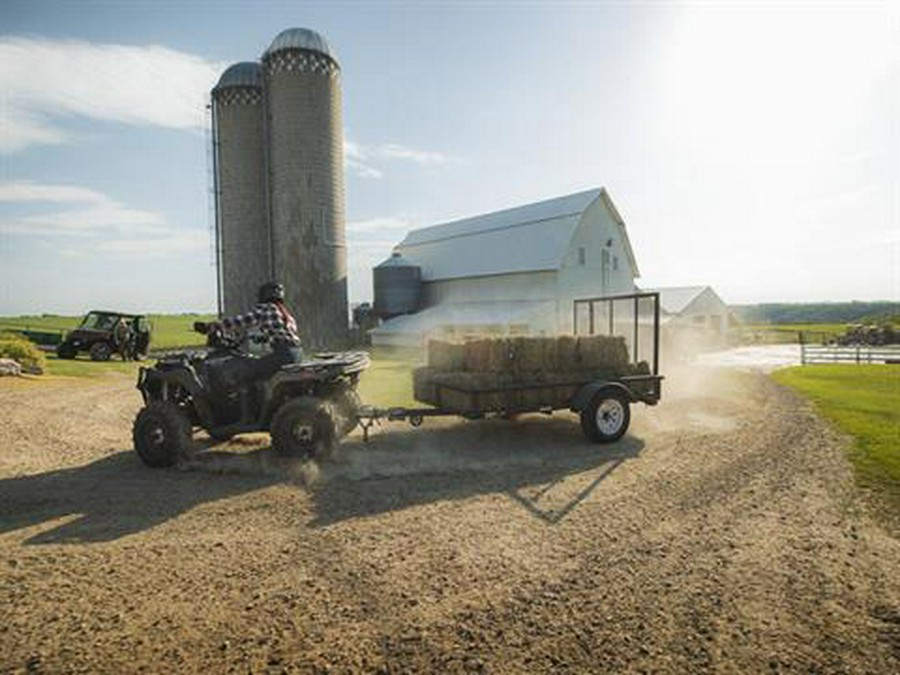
[413,366,438,405]
[463,338,512,373]
[577,335,629,370]
[509,336,555,375]
[427,340,465,371]
[556,335,578,368]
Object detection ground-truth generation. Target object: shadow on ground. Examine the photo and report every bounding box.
[1,415,644,543]
[309,414,645,527]
[0,441,279,545]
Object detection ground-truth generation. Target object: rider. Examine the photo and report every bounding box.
[213,281,302,383]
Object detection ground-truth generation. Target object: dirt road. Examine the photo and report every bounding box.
[1,369,898,673]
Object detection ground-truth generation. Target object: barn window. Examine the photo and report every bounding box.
[601,249,610,289]
[577,247,586,266]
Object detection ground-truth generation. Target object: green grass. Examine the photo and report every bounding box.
[772,365,900,493]
[0,313,216,351]
[42,354,145,378]
[356,347,422,408]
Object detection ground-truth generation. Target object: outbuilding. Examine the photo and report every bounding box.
[370,188,640,347]
[640,285,736,354]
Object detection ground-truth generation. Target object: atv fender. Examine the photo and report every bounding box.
[139,367,215,428]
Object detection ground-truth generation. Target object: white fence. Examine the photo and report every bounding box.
[800,344,900,365]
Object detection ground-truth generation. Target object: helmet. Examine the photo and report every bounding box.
[258,281,285,303]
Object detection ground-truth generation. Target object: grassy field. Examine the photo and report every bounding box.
[0,314,216,350]
[356,347,422,407]
[772,365,900,493]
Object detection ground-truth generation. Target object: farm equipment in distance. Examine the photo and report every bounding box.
[56,310,151,361]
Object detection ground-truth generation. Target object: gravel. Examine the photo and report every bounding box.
[0,367,898,673]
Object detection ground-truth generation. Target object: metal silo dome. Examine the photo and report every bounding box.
[264,28,337,63]
[373,252,422,319]
[263,27,347,349]
[214,61,263,90]
[211,61,270,316]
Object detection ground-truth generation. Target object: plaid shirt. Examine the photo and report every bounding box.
[221,301,301,347]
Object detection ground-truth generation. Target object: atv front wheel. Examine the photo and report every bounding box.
[133,401,192,467]
[270,397,336,461]
[90,342,112,361]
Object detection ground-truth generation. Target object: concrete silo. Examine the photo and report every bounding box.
[263,28,348,349]
[211,62,270,316]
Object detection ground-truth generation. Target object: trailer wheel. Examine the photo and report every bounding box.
[133,401,192,468]
[90,341,112,361]
[581,390,630,443]
[271,397,337,461]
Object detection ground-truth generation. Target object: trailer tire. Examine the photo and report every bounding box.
[133,401,192,468]
[271,397,337,461]
[581,389,630,443]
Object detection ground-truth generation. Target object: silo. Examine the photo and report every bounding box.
[263,28,347,349]
[373,252,422,319]
[211,62,270,316]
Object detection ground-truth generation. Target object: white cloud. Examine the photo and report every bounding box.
[0,180,202,257]
[377,143,449,165]
[347,215,414,235]
[0,180,108,204]
[344,138,451,178]
[0,37,224,153]
[0,180,164,236]
[97,230,208,256]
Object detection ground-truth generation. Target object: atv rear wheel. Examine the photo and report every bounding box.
[133,401,192,467]
[90,342,112,361]
[270,397,336,461]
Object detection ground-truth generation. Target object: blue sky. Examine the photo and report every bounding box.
[1,0,897,315]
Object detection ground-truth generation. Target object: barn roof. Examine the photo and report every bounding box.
[641,286,712,316]
[396,187,639,281]
[371,300,555,337]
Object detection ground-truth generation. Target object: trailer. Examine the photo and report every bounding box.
[357,291,663,444]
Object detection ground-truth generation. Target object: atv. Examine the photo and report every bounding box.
[132,322,369,468]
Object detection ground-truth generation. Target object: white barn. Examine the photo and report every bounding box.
[644,286,733,335]
[640,285,736,355]
[371,188,640,347]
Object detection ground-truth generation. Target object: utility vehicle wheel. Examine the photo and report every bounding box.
[580,390,630,443]
[56,343,77,359]
[133,401,192,468]
[270,397,336,461]
[90,342,112,361]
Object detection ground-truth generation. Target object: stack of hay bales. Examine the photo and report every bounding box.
[413,335,644,411]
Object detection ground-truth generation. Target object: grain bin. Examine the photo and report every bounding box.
[263,28,348,349]
[373,252,422,319]
[211,62,270,316]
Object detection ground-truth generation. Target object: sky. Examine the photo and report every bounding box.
[0,0,897,316]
